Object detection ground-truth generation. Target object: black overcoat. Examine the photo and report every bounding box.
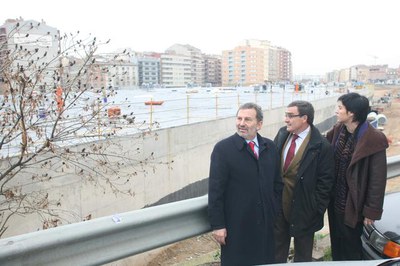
[208,133,283,266]
[274,125,335,237]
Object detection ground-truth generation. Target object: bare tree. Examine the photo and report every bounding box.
[0,19,161,237]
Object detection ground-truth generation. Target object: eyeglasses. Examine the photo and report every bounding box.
[285,113,303,119]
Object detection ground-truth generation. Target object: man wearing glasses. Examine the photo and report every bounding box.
[273,100,335,262]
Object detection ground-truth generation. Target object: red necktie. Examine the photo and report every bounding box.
[283,134,299,171]
[248,141,258,159]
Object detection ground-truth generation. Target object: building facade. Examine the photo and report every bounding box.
[221,39,292,86]
[268,46,279,82]
[222,45,266,86]
[163,44,205,87]
[160,52,192,88]
[204,54,221,87]
[88,54,138,90]
[0,18,60,93]
[277,47,292,81]
[138,55,161,89]
[326,64,396,84]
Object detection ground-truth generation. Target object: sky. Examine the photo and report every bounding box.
[2,0,400,75]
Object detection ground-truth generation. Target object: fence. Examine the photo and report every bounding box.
[90,86,340,131]
[1,86,341,156]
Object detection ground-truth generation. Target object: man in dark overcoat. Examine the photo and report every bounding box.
[208,102,283,265]
[273,100,334,262]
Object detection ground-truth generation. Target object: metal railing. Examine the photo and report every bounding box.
[386,155,400,179]
[0,155,399,266]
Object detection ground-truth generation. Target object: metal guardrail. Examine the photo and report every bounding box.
[0,155,399,266]
[0,196,210,266]
[386,155,400,179]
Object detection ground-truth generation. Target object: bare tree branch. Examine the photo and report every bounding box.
[0,20,169,237]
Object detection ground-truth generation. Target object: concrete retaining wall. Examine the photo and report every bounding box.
[2,95,339,238]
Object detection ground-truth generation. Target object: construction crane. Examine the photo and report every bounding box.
[367,54,379,65]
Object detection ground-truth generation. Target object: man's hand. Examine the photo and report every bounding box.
[212,228,227,245]
[364,217,374,226]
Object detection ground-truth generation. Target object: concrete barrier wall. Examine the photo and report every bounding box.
[2,95,339,238]
[150,96,339,206]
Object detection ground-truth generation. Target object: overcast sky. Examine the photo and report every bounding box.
[2,0,399,75]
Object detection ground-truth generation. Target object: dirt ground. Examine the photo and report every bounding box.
[374,86,400,157]
[133,85,400,266]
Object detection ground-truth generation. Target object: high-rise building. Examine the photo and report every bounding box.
[204,54,221,87]
[277,47,292,82]
[222,41,268,87]
[163,44,205,87]
[268,46,279,82]
[222,39,292,86]
[137,55,161,88]
[161,52,192,88]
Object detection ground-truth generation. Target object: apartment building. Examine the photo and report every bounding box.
[368,65,388,82]
[325,70,340,83]
[326,64,396,84]
[222,39,292,86]
[277,47,292,81]
[112,62,138,89]
[222,42,267,86]
[351,65,387,83]
[88,54,138,90]
[268,46,279,82]
[338,68,351,83]
[387,67,398,81]
[161,52,192,88]
[204,54,221,87]
[137,55,161,88]
[0,18,60,93]
[163,44,205,87]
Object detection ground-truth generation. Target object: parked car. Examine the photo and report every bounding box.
[362,191,400,259]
